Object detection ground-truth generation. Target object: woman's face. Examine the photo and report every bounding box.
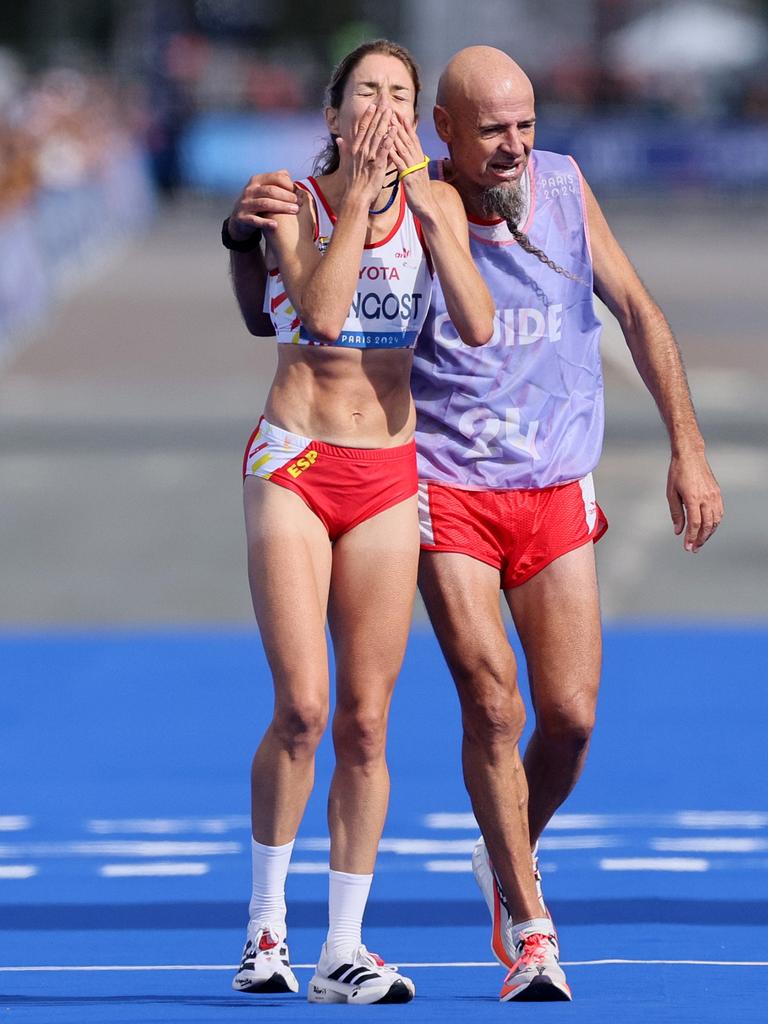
[327,53,417,145]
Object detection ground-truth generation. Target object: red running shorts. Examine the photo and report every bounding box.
[243,417,418,541]
[418,474,608,589]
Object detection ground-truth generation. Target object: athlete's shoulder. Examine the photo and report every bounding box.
[428,177,463,209]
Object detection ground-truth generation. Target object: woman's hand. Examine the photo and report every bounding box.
[337,99,398,207]
[390,113,434,218]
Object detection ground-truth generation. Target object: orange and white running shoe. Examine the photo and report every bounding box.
[499,929,571,1002]
[472,836,558,967]
[471,836,515,967]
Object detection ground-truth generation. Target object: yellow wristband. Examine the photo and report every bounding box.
[398,156,430,180]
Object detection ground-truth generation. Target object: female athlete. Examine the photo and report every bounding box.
[226,39,493,1005]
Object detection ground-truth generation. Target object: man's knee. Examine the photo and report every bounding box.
[455,654,526,747]
[535,699,596,753]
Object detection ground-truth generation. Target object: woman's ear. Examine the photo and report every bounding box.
[324,105,338,135]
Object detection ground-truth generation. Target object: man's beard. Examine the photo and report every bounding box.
[481,181,525,230]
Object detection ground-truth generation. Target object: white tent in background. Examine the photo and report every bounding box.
[607,1,768,74]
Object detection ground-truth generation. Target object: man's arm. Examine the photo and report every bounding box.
[225,171,302,336]
[583,177,724,553]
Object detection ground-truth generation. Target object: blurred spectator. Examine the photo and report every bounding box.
[0,53,155,356]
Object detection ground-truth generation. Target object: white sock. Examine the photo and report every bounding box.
[326,869,373,959]
[248,838,294,938]
[512,917,555,947]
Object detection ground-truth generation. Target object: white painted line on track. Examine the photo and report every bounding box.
[0,841,239,858]
[2,960,768,973]
[652,837,768,853]
[99,862,209,877]
[424,810,768,832]
[87,817,250,835]
[425,860,473,872]
[0,865,37,879]
[0,817,31,832]
[287,862,329,874]
[600,857,710,872]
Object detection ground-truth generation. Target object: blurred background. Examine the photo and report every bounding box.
[1,0,767,625]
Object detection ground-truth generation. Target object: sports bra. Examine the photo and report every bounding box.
[264,176,433,349]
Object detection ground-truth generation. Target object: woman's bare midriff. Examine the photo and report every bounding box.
[264,345,416,448]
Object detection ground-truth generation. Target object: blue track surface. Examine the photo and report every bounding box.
[1,626,767,1022]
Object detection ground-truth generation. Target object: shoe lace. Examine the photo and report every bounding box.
[257,929,279,952]
[508,932,551,974]
[360,946,395,972]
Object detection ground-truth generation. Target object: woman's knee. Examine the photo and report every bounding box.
[333,702,389,767]
[272,695,328,757]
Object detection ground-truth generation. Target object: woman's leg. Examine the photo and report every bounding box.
[244,477,333,845]
[234,477,334,994]
[321,495,418,965]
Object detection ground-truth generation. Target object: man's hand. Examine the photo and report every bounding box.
[228,170,302,239]
[667,451,724,553]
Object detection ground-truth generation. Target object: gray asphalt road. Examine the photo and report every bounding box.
[1,195,765,625]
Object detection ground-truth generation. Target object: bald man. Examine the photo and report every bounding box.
[224,45,723,1003]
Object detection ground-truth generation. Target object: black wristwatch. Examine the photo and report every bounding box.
[221,218,262,252]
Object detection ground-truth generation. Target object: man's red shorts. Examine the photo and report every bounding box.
[418,474,608,589]
[243,417,417,541]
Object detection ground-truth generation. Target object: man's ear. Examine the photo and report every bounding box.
[433,104,451,143]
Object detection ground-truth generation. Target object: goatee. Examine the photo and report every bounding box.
[481,181,525,231]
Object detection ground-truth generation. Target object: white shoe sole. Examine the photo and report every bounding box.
[307,972,415,1005]
[501,975,572,1002]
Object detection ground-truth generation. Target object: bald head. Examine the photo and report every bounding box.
[437,46,533,114]
[433,46,536,218]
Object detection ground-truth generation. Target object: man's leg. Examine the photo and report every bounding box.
[505,542,602,846]
[418,551,542,923]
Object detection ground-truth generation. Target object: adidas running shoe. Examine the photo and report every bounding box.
[232,924,299,994]
[307,943,415,1005]
[499,929,571,1002]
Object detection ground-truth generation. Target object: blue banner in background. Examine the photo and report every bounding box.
[180,112,768,196]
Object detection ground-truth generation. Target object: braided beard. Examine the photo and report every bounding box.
[481,182,526,230]
[480,177,587,286]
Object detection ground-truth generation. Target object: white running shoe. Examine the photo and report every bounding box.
[472,835,558,968]
[471,835,515,968]
[232,923,299,994]
[499,928,572,1002]
[307,943,415,1005]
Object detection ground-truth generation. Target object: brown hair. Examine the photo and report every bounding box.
[314,39,421,175]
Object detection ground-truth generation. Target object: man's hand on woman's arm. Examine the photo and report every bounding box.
[225,171,302,335]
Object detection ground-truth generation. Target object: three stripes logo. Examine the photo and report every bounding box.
[328,962,384,988]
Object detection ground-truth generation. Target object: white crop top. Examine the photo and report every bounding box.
[264,176,433,349]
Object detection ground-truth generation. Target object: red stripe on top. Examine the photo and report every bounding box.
[307,176,406,250]
[295,180,319,241]
[270,290,288,312]
[468,212,504,226]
